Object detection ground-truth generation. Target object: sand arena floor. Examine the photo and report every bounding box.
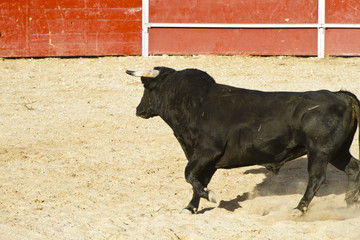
[1,55,360,239]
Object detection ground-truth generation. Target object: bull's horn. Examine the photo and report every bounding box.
[126,69,160,78]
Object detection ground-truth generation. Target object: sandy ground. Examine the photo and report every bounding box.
[1,55,360,239]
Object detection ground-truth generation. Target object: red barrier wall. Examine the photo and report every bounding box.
[0,0,29,57]
[1,0,360,57]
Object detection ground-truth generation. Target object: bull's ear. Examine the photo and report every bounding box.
[141,77,158,89]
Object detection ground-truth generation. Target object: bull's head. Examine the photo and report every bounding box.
[126,67,175,119]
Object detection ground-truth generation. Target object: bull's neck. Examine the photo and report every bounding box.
[160,109,196,160]
[160,109,192,134]
[158,79,213,136]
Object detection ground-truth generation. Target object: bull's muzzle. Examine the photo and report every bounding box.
[136,108,153,119]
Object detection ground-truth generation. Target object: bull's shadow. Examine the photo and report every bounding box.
[218,157,348,212]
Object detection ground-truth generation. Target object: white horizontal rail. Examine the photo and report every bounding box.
[323,24,360,28]
[146,23,319,29]
[147,23,360,29]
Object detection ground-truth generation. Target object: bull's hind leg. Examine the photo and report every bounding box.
[329,152,360,207]
[181,160,217,214]
[344,157,360,206]
[291,151,329,216]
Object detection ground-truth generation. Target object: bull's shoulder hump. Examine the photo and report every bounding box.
[176,69,216,83]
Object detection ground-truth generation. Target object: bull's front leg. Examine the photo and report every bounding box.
[181,159,217,214]
[180,190,200,214]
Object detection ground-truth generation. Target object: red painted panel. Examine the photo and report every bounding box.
[30,33,86,43]
[0,0,28,55]
[87,0,141,8]
[88,8,142,20]
[30,19,85,34]
[0,0,141,57]
[150,0,318,24]
[87,33,140,43]
[326,0,360,24]
[30,0,86,9]
[325,29,360,56]
[87,42,141,55]
[29,42,88,56]
[88,20,141,34]
[0,17,27,49]
[29,41,141,57]
[149,28,317,56]
[28,4,87,56]
[30,9,86,20]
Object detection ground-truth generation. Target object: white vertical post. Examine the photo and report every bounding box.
[317,0,325,58]
[142,0,149,57]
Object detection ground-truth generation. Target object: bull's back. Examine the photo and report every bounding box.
[203,85,350,124]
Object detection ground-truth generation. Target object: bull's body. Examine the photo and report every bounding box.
[127,67,360,215]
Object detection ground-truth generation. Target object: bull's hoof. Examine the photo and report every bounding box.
[264,164,281,175]
[208,190,217,203]
[180,208,196,214]
[289,208,304,217]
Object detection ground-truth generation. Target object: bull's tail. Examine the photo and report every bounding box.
[350,94,360,160]
[346,92,360,205]
[339,90,360,159]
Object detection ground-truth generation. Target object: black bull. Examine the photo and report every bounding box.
[126,67,360,216]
